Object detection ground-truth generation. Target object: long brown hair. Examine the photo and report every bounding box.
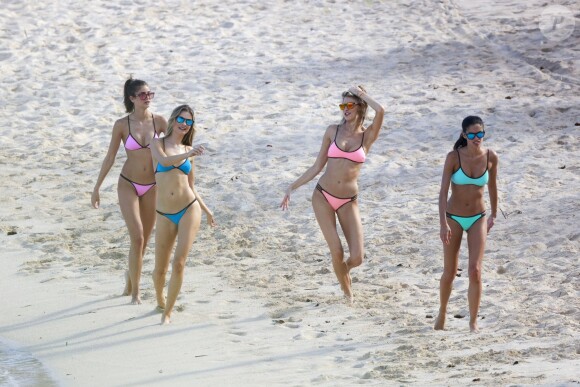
[166,105,196,146]
[123,76,148,113]
[341,86,368,129]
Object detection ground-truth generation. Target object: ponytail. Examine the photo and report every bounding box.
[123,76,148,113]
[453,135,467,150]
[454,115,484,150]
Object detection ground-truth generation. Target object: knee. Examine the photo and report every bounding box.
[153,267,167,278]
[329,246,344,260]
[130,231,145,249]
[468,266,482,283]
[172,260,186,275]
[440,269,457,284]
[348,250,364,268]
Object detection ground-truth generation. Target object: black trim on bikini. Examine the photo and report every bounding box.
[156,198,197,216]
[126,113,157,148]
[452,149,489,179]
[333,124,365,153]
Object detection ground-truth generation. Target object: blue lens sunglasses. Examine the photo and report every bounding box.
[466,131,485,140]
[176,116,194,126]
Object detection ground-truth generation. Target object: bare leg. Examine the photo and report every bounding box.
[434,219,463,330]
[153,215,177,311]
[139,186,157,257]
[336,200,364,304]
[162,203,201,325]
[118,178,146,305]
[467,216,487,333]
[312,190,352,302]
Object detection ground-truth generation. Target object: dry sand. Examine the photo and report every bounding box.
[1,0,578,385]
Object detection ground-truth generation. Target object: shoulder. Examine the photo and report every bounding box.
[445,149,458,162]
[112,116,129,132]
[324,124,338,137]
[486,148,499,164]
[152,113,168,128]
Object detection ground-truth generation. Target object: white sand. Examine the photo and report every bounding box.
[1,0,579,385]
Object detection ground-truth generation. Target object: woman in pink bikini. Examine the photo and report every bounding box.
[91,76,167,304]
[281,86,384,303]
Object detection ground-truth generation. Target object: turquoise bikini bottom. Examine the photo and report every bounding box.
[446,211,486,232]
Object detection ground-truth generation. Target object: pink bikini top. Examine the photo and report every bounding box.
[327,125,366,163]
[124,114,159,151]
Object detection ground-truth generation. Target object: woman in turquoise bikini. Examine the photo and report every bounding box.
[435,116,499,333]
[150,104,216,325]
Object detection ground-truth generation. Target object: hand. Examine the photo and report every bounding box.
[487,216,495,233]
[206,211,217,227]
[440,224,451,245]
[91,189,100,209]
[348,85,365,98]
[189,145,205,157]
[280,187,292,211]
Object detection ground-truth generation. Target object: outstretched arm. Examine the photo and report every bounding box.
[91,120,123,209]
[349,86,385,151]
[280,126,333,210]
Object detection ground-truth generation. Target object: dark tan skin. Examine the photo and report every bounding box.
[91,85,167,304]
[435,123,499,333]
[281,86,385,304]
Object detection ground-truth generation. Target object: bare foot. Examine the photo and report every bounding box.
[122,271,132,296]
[155,305,165,314]
[161,313,171,325]
[156,293,166,310]
[469,322,479,333]
[344,293,354,306]
[130,294,142,305]
[434,312,445,330]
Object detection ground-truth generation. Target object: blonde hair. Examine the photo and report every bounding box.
[341,86,368,128]
[166,105,196,146]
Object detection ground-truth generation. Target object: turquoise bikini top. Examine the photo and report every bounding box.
[155,159,191,175]
[451,149,489,186]
[154,138,192,175]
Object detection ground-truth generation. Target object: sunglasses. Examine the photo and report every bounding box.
[465,131,485,140]
[339,102,359,111]
[136,91,155,101]
[176,116,194,126]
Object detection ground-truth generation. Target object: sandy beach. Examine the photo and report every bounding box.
[1,0,579,385]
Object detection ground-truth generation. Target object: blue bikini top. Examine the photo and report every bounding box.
[155,138,192,175]
[451,149,489,186]
[155,158,191,175]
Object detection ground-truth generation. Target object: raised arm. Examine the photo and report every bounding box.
[487,149,499,232]
[348,86,385,151]
[91,120,124,209]
[280,126,333,210]
[439,151,456,244]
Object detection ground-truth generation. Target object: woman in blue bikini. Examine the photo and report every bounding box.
[150,104,215,325]
[435,116,499,333]
[92,77,167,304]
